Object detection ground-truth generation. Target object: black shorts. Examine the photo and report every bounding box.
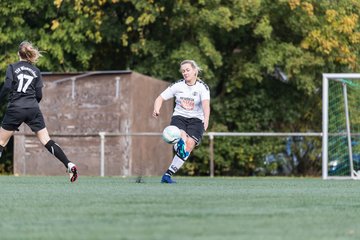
[1,107,46,132]
[170,115,205,145]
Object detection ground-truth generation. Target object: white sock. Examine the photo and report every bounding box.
[168,155,185,174]
[68,162,75,169]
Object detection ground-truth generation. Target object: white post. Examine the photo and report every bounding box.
[209,133,214,178]
[115,77,120,98]
[71,77,76,99]
[99,132,106,177]
[342,83,355,178]
[322,74,329,179]
[322,73,360,179]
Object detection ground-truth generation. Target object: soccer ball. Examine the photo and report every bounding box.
[162,125,181,144]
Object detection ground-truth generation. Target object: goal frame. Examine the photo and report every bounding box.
[322,73,360,180]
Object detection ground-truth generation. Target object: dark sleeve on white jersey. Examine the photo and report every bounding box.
[0,65,14,103]
[160,86,175,100]
[198,80,210,100]
[160,80,181,100]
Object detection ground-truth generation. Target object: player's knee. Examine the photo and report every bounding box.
[185,138,196,152]
[0,140,6,147]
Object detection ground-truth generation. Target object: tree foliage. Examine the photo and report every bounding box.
[1,0,360,176]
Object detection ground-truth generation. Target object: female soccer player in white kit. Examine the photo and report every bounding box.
[153,60,210,183]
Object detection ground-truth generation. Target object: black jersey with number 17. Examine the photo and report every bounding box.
[5,61,43,108]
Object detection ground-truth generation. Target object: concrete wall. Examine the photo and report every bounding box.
[13,71,174,177]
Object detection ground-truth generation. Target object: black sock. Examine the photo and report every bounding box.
[45,140,70,168]
[165,169,175,176]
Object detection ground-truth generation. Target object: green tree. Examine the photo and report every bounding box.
[0,0,359,176]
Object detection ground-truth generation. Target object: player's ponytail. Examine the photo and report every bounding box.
[18,41,42,64]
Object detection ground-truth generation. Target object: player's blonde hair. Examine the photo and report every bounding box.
[180,60,202,79]
[18,41,42,64]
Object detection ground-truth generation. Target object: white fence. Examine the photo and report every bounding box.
[99,132,322,177]
[15,132,323,177]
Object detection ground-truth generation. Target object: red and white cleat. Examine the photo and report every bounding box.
[67,163,78,183]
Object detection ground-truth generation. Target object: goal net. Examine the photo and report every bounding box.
[323,74,360,179]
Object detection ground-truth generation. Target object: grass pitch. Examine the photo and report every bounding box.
[0,176,359,240]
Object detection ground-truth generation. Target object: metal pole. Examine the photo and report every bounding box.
[342,83,355,178]
[71,77,76,99]
[115,77,120,98]
[322,74,329,179]
[99,132,106,177]
[204,132,322,137]
[209,133,214,177]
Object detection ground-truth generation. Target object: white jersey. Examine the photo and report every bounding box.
[160,79,210,121]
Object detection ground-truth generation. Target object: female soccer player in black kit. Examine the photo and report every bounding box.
[0,41,78,182]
